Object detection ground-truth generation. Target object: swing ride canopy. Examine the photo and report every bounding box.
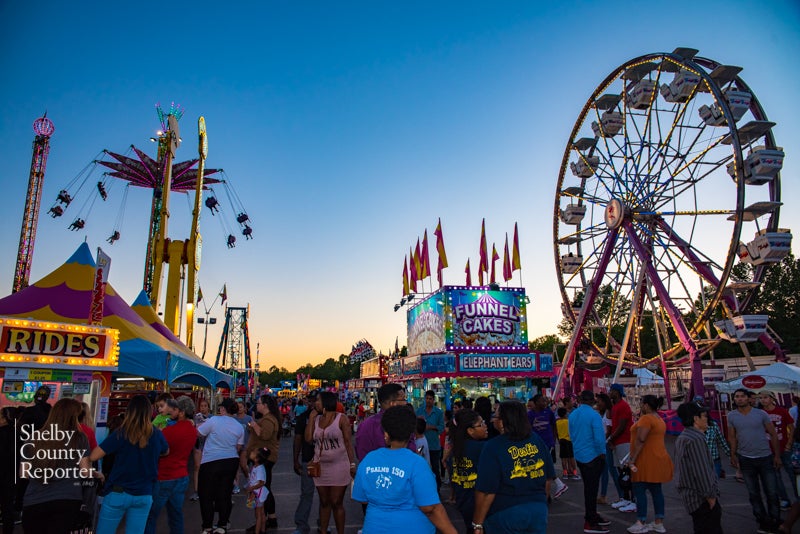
[0,243,232,388]
[99,146,221,191]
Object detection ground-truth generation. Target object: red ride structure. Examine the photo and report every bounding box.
[13,114,55,293]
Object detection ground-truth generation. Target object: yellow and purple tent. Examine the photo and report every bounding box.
[0,243,231,388]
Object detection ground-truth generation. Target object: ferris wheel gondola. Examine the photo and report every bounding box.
[553,48,793,399]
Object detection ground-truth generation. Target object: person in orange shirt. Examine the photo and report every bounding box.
[625,395,673,534]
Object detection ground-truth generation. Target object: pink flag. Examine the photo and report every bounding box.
[465,259,472,286]
[512,222,521,272]
[503,234,512,282]
[478,219,488,275]
[490,243,500,284]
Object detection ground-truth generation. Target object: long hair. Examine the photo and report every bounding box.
[120,395,154,448]
[80,401,95,428]
[452,409,482,461]
[31,398,85,469]
[499,401,531,441]
[473,396,492,425]
[595,393,612,416]
[260,395,281,422]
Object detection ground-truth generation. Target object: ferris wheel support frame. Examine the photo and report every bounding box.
[553,228,619,398]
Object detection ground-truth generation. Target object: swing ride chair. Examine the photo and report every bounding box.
[45,130,254,249]
[552,47,793,399]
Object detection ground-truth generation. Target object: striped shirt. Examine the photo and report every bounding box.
[675,426,719,514]
[705,420,730,460]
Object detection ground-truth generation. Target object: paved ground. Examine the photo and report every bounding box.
[8,433,795,533]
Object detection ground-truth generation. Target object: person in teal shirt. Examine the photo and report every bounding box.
[416,390,445,489]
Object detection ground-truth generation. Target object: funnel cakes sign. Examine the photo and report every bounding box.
[407,287,529,356]
[446,288,528,352]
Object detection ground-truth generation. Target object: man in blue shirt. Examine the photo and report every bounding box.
[416,390,445,489]
[568,390,610,534]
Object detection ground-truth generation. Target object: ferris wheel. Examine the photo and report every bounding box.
[553,48,793,398]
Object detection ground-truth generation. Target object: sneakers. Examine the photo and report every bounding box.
[781,500,792,510]
[553,480,569,499]
[611,499,631,509]
[595,516,611,527]
[583,521,610,534]
[571,473,582,480]
[619,502,638,513]
[190,492,200,501]
[646,522,666,533]
[627,521,650,534]
[232,485,241,494]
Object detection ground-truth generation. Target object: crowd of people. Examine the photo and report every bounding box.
[3,383,800,534]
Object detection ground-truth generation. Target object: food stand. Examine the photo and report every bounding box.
[403,286,554,407]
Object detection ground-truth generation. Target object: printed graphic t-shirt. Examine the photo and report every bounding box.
[352,447,441,534]
[528,409,556,449]
[452,439,485,499]
[475,432,556,516]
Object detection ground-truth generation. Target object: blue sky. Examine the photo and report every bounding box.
[1,1,798,370]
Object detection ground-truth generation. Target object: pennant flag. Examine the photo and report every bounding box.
[478,219,488,275]
[409,246,418,290]
[465,259,472,286]
[220,284,227,304]
[394,336,399,356]
[421,230,431,280]
[197,286,204,302]
[437,255,444,289]
[402,256,410,297]
[414,239,422,281]
[434,218,448,269]
[512,222,521,272]
[503,233,512,282]
[490,243,500,284]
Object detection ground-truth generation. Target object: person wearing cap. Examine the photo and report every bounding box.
[145,396,197,534]
[291,391,320,534]
[608,383,635,512]
[760,390,796,509]
[569,390,611,534]
[675,400,722,534]
[728,388,782,534]
[196,398,245,534]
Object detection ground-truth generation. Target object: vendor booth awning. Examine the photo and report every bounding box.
[714,362,800,394]
[0,243,231,389]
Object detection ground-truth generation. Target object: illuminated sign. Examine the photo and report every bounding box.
[408,287,529,355]
[458,353,536,373]
[387,359,403,377]
[407,297,445,357]
[421,354,456,374]
[403,355,421,376]
[539,354,553,372]
[0,318,119,370]
[446,288,528,352]
[360,357,381,378]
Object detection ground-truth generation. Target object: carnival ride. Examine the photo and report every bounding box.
[13,114,55,294]
[43,104,254,349]
[553,48,793,400]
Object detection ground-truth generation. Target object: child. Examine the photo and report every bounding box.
[152,393,174,429]
[246,447,270,534]
[415,416,431,465]
[556,407,579,479]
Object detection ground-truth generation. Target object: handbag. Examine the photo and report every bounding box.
[307,460,321,477]
[307,416,324,477]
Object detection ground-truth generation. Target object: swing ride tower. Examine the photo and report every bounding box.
[13,114,55,293]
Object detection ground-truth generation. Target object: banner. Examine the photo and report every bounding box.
[446,288,528,352]
[458,353,536,373]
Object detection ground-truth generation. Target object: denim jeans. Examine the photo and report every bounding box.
[484,500,548,534]
[775,450,797,502]
[600,445,622,499]
[632,482,664,523]
[739,454,781,525]
[97,491,153,534]
[144,476,188,534]
[293,460,316,534]
[577,455,605,523]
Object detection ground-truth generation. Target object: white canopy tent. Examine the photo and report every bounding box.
[714,362,800,394]
[632,368,664,386]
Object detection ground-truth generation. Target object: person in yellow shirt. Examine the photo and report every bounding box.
[556,407,579,479]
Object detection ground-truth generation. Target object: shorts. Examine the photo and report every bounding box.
[559,439,574,459]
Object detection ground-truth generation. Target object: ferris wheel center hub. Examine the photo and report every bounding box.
[604,199,625,229]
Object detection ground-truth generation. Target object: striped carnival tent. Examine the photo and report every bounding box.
[0,243,231,388]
